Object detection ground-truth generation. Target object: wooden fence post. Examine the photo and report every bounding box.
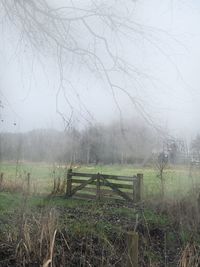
[27,173,30,195]
[52,170,56,193]
[56,176,61,193]
[66,168,72,197]
[127,231,139,267]
[134,174,143,202]
[96,173,101,201]
[133,175,136,202]
[0,173,3,190]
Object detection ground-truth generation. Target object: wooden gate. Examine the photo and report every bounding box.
[66,169,143,202]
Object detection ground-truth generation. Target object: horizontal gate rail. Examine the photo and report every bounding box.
[71,172,137,181]
[71,179,134,190]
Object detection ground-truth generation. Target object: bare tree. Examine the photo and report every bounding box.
[154,152,168,198]
[0,0,169,127]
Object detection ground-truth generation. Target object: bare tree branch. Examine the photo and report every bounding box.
[0,0,181,128]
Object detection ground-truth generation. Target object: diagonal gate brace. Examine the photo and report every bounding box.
[100,176,132,202]
[71,175,97,196]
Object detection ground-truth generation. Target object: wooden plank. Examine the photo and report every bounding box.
[73,187,96,193]
[73,187,133,199]
[98,189,132,199]
[72,179,133,190]
[101,174,137,181]
[72,179,95,184]
[100,181,133,190]
[71,172,136,181]
[71,175,97,196]
[100,176,132,202]
[71,172,96,178]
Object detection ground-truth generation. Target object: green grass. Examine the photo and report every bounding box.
[0,190,170,236]
[0,162,199,267]
[0,161,198,200]
[0,192,24,213]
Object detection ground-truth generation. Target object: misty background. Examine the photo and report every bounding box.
[1,0,200,164]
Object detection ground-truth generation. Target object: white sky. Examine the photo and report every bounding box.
[1,0,200,140]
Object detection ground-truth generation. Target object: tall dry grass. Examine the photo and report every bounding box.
[178,243,200,267]
[5,208,59,266]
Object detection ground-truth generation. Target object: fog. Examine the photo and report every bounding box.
[1,0,200,140]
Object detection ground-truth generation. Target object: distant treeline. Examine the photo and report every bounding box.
[0,121,161,164]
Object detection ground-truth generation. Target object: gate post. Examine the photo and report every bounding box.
[0,173,3,190]
[27,173,30,195]
[96,173,101,201]
[127,231,139,267]
[66,168,72,197]
[134,174,143,202]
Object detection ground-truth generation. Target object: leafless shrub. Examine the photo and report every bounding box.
[153,152,168,198]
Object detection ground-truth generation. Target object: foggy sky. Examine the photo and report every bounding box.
[1,0,200,140]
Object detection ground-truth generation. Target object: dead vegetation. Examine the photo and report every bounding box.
[178,243,200,267]
[0,208,58,266]
[0,195,199,266]
[0,172,37,195]
[0,207,132,266]
[0,165,200,266]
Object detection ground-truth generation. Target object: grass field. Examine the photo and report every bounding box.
[0,161,199,199]
[0,161,200,266]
